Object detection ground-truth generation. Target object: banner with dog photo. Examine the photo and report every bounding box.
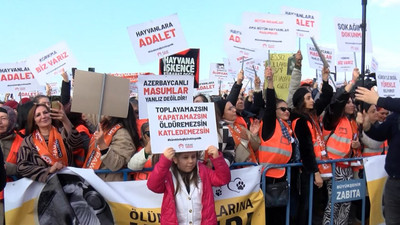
[5,165,264,225]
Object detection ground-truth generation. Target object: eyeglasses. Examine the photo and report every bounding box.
[144,131,150,137]
[277,107,291,112]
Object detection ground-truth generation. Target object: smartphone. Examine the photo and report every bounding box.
[51,101,60,110]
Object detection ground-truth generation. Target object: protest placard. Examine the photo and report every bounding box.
[209,63,229,80]
[127,14,188,64]
[25,41,78,85]
[194,79,219,96]
[336,53,355,72]
[370,57,379,73]
[0,61,43,96]
[159,48,199,88]
[281,6,320,39]
[264,53,293,101]
[71,70,130,118]
[375,71,400,97]
[108,72,154,97]
[137,75,193,119]
[147,102,218,153]
[242,12,296,52]
[307,43,335,71]
[334,17,373,53]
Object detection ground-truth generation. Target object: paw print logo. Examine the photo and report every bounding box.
[236,180,245,190]
[215,188,222,196]
[227,178,246,193]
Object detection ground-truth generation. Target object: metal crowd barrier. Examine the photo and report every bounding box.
[261,157,366,225]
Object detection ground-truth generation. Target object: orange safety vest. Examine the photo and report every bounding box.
[258,120,292,178]
[235,115,253,129]
[363,140,388,157]
[293,116,332,177]
[130,146,153,180]
[0,131,24,199]
[73,125,92,168]
[323,117,360,167]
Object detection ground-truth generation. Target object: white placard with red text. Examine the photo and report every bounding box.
[194,79,219,96]
[336,53,355,72]
[307,43,335,71]
[370,57,379,73]
[209,63,229,80]
[147,102,218,154]
[334,17,373,53]
[375,71,400,97]
[127,14,188,64]
[0,62,43,96]
[242,12,296,52]
[137,75,193,119]
[281,6,320,39]
[25,41,77,85]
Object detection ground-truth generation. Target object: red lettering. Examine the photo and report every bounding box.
[296,19,315,27]
[229,35,241,43]
[138,28,176,48]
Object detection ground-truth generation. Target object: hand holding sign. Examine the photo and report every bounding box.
[237,69,244,85]
[295,50,303,68]
[207,145,219,159]
[163,147,175,160]
[322,67,330,82]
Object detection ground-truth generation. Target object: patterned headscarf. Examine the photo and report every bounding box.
[0,106,17,138]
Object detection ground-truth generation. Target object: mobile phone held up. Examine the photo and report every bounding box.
[51,101,60,110]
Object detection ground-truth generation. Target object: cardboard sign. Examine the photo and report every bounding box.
[0,61,43,95]
[194,79,219,96]
[209,63,229,80]
[281,6,320,39]
[147,102,218,153]
[242,12,296,52]
[25,41,78,85]
[307,43,335,71]
[108,72,154,97]
[71,70,130,118]
[336,53,355,72]
[159,48,200,88]
[334,17,373,53]
[137,75,193,119]
[375,71,400,97]
[264,53,293,101]
[127,14,188,64]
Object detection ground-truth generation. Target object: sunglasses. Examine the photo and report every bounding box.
[144,131,150,137]
[277,107,291,112]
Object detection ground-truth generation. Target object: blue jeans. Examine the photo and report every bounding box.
[384,178,400,225]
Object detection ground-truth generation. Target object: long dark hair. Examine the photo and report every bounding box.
[171,152,199,196]
[101,104,140,149]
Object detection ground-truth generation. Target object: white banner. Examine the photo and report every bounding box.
[336,53,355,72]
[334,18,373,53]
[363,155,387,225]
[370,57,379,73]
[137,75,193,119]
[147,102,218,153]
[5,166,265,225]
[195,79,219,96]
[127,14,188,64]
[307,43,335,71]
[25,41,78,85]
[375,71,400,97]
[0,61,43,95]
[242,12,296,52]
[281,6,320,39]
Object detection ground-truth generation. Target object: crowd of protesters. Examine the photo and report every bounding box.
[0,50,398,224]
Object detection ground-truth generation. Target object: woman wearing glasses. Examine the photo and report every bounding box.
[259,66,297,225]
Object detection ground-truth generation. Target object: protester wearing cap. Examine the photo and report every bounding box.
[290,66,333,225]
